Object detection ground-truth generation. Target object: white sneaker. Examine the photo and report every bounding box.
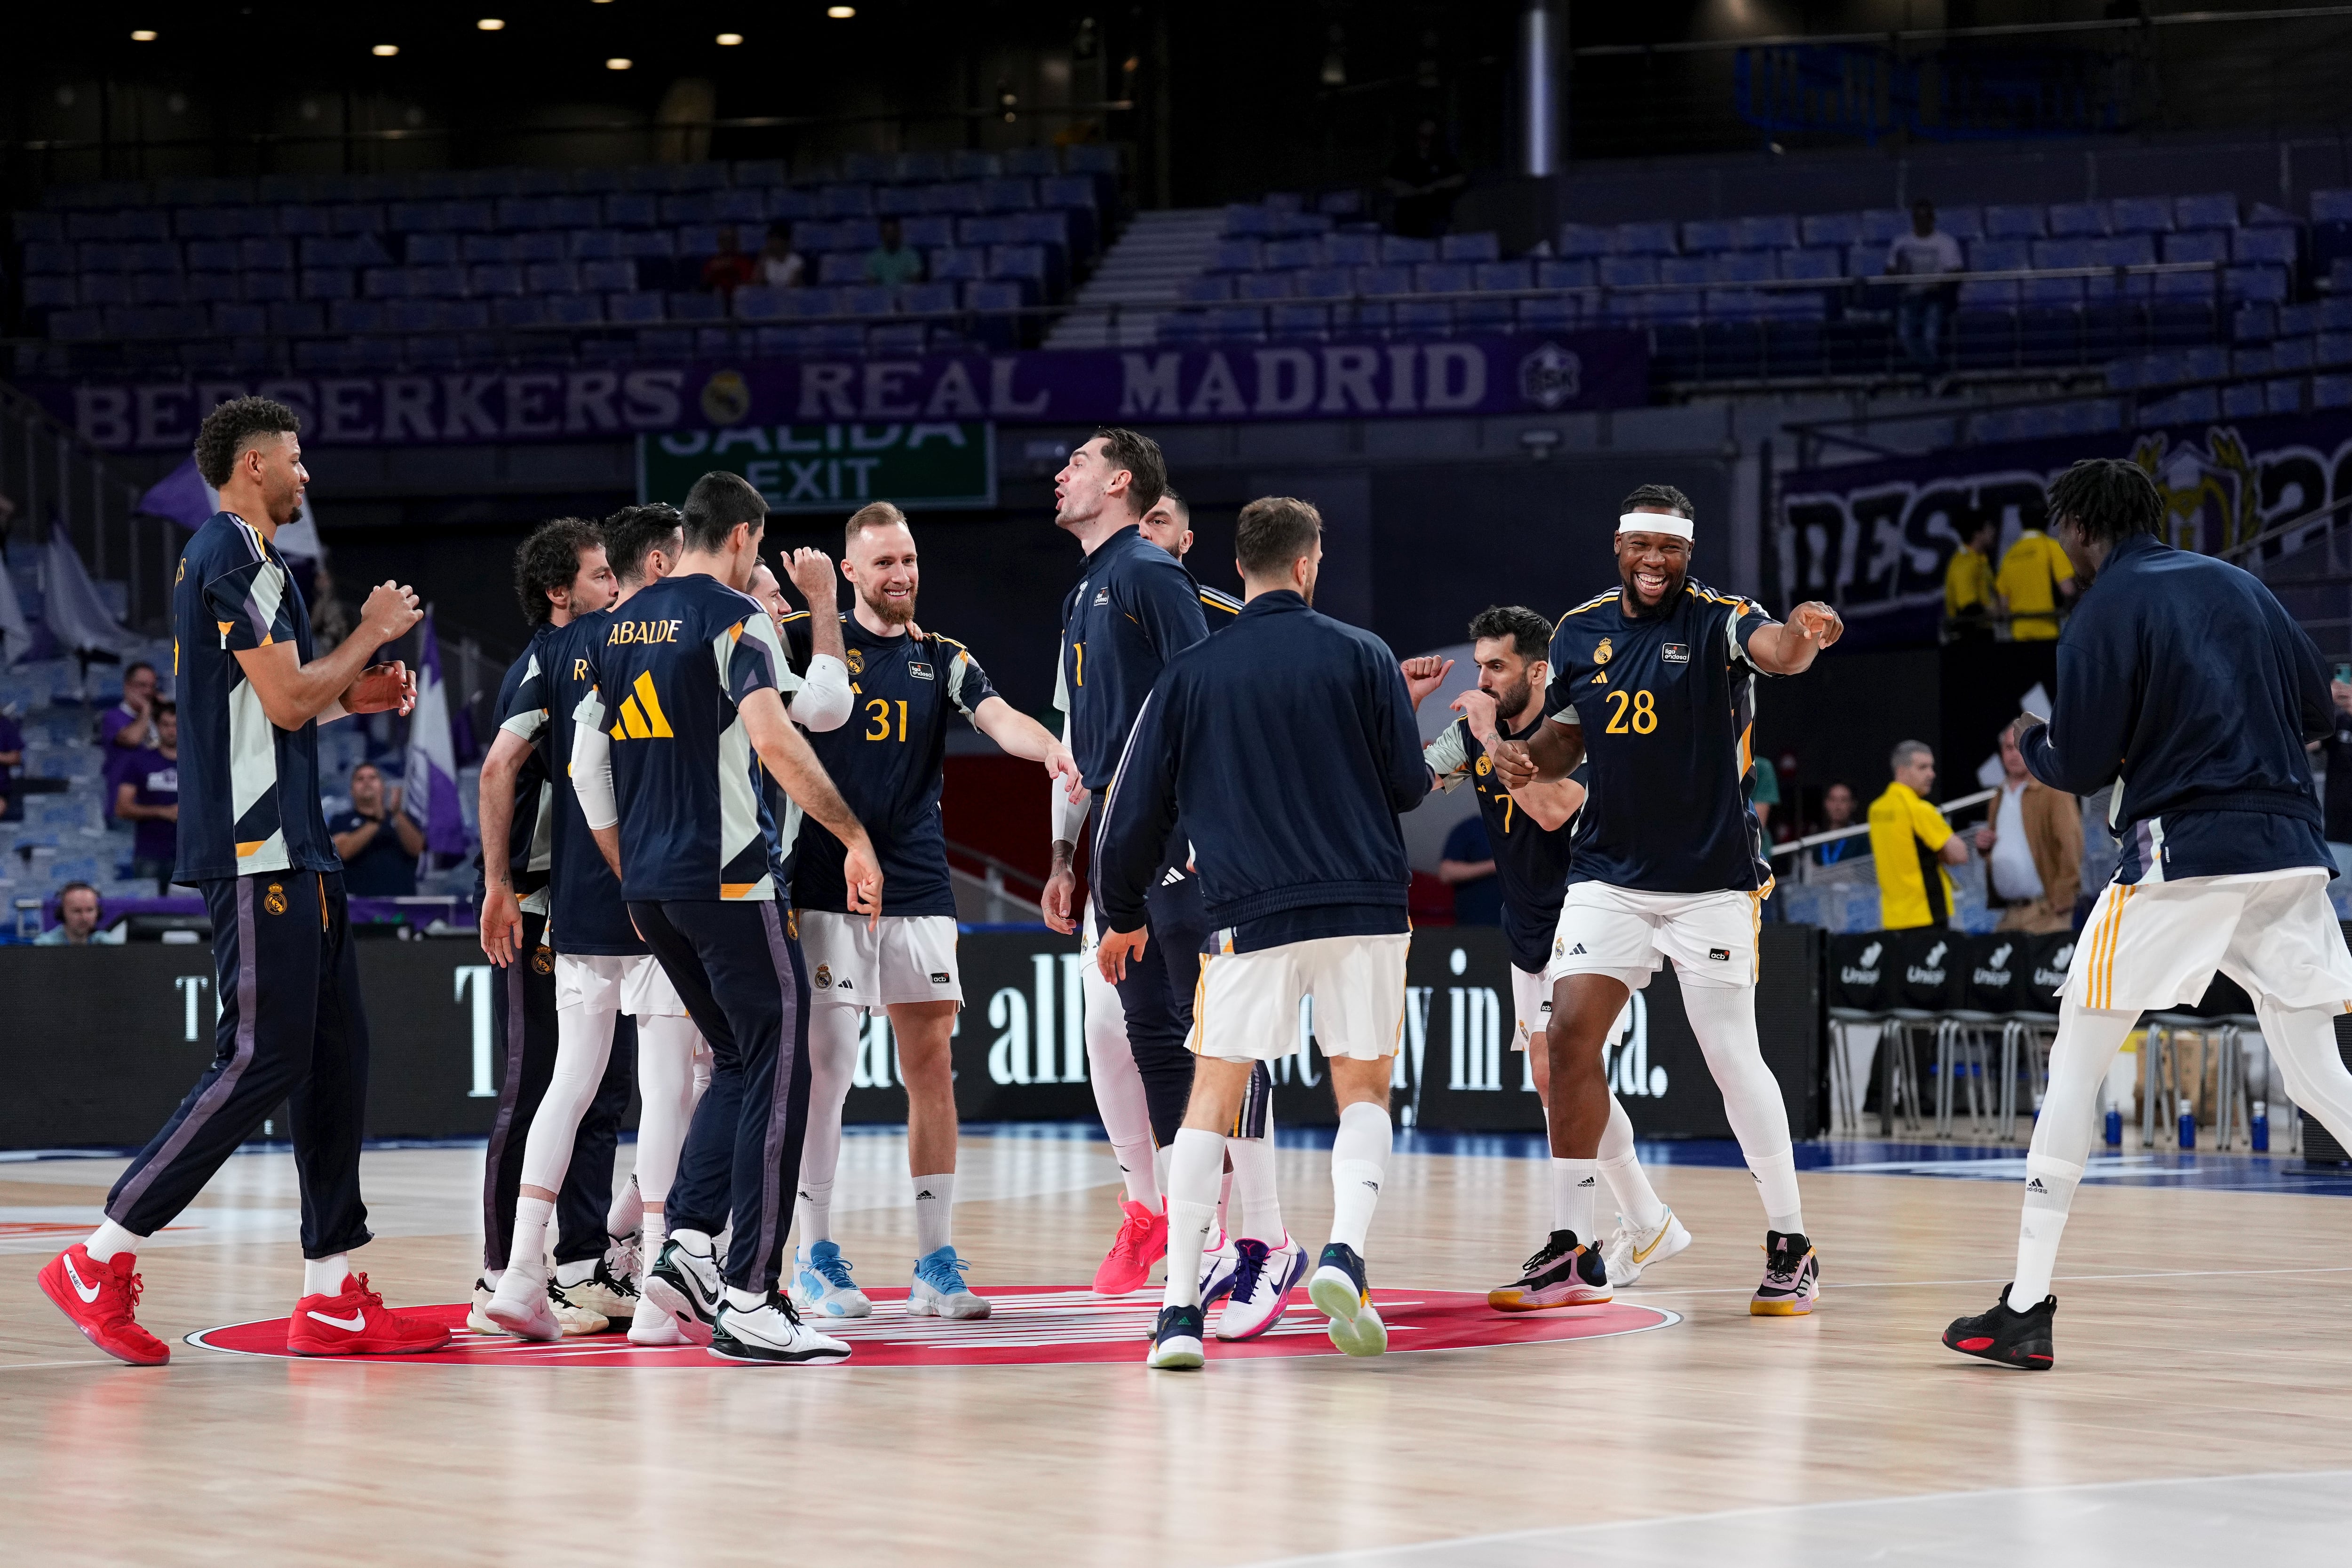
[1216,1236,1308,1341]
[907,1246,992,1319]
[556,1241,639,1323]
[1601,1208,1692,1287]
[627,1302,693,1346]
[789,1240,872,1318]
[643,1239,722,1346]
[468,1277,501,1335]
[484,1269,566,1341]
[1199,1229,1239,1305]
[709,1294,853,1364]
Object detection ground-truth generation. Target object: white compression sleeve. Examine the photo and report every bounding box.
[572,718,617,830]
[789,654,853,733]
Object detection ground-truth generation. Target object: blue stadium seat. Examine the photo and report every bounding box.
[987,245,1047,283]
[1237,273,1292,301]
[2316,374,2352,408]
[1439,231,1500,262]
[1209,239,1260,272]
[241,272,294,302]
[1984,204,2047,238]
[1969,239,2030,272]
[1780,249,1843,281]
[2107,196,2173,234]
[2271,336,2316,371]
[269,302,325,334]
[1414,262,1474,293]
[330,299,387,333]
[609,293,665,324]
[239,238,294,270]
[2233,228,2298,265]
[839,285,896,317]
[2176,192,2239,230]
[901,216,956,248]
[1475,261,1532,292]
[468,263,524,297]
[406,234,461,266]
[577,259,635,292]
[1268,302,1330,339]
[1859,209,1911,244]
[1178,275,1232,303]
[48,308,103,341]
[1800,212,1861,247]
[1682,218,1740,252]
[79,274,129,306]
[668,292,726,321]
[22,240,74,273]
[131,272,184,304]
[1599,256,1658,288]
[1660,256,1711,287]
[1324,232,1379,267]
[1381,234,1438,263]
[1736,214,1798,250]
[493,297,549,328]
[604,193,659,226]
[568,230,622,261]
[1391,300,1452,337]
[1714,252,1777,284]
[2095,234,2159,267]
[2030,238,2091,270]
[461,234,516,263]
[2161,231,2228,265]
[2221,381,2266,417]
[2225,265,2289,302]
[818,253,868,285]
[1264,238,1322,269]
[300,268,355,301]
[1204,305,1266,341]
[1292,268,1351,300]
[22,276,74,308]
[980,177,1035,211]
[2321,330,2352,364]
[2232,303,2278,341]
[1534,258,1596,289]
[187,272,238,302]
[930,248,984,282]
[1354,264,1413,295]
[1938,206,1985,239]
[211,303,267,337]
[547,293,604,325]
[520,261,576,293]
[1607,221,1677,255]
[2313,189,2352,222]
[899,282,957,315]
[2021,275,2086,307]
[1517,295,1579,332]
[731,286,787,320]
[1556,223,1608,257]
[2048,202,2108,237]
[1003,148,1060,177]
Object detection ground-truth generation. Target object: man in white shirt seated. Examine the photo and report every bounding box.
[1885,199,1964,382]
[1971,726,2081,934]
[34,881,126,946]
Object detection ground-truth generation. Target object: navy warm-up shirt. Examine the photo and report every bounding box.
[1543,578,1774,895]
[1058,524,1209,790]
[2020,531,2334,883]
[479,626,556,916]
[540,609,648,954]
[1428,715,1581,972]
[173,511,338,884]
[788,616,997,918]
[575,572,801,904]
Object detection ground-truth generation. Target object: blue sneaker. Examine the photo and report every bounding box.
[790,1240,872,1319]
[1144,1304,1205,1370]
[1307,1243,1388,1357]
[907,1245,992,1320]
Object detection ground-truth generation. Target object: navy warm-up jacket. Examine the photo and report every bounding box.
[2020,531,2334,883]
[1059,524,1210,791]
[1093,590,1430,936]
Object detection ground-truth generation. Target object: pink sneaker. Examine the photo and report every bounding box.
[1092,1199,1168,1296]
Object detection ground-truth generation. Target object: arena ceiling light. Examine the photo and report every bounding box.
[372,43,399,55]
[477,17,505,29]
[827,5,855,17]
[130,29,158,40]
[606,56,633,69]
[717,32,744,45]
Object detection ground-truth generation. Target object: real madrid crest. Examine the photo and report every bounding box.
[845,648,864,676]
[532,948,553,975]
[1594,637,1613,666]
[1475,755,1492,776]
[263,882,287,916]
[814,963,833,989]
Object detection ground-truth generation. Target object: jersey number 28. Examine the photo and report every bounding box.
[1602,689,1657,735]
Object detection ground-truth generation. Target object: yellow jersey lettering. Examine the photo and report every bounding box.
[606,619,684,646]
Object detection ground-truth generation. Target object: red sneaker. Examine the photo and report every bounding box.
[1092,1199,1168,1296]
[39,1245,171,1366]
[286,1273,453,1356]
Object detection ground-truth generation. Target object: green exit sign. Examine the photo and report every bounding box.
[638,422,997,514]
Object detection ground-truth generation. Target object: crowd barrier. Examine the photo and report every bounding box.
[5,925,1826,1150]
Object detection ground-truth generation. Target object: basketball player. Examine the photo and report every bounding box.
[1490,485,1842,1315]
[1041,430,1211,1294]
[1097,496,1432,1371]
[1944,459,2352,1369]
[572,471,880,1364]
[782,502,1081,1321]
[472,518,637,1338]
[1413,606,1691,1301]
[41,397,448,1362]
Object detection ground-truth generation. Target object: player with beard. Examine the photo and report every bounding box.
[1415,606,1690,1305]
[1490,485,1842,1316]
[784,502,1080,1320]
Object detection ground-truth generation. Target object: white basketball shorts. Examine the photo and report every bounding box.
[1510,964,1552,1051]
[1190,932,1411,1064]
[2067,868,2352,1013]
[796,911,963,1012]
[554,951,690,1019]
[1545,880,1766,992]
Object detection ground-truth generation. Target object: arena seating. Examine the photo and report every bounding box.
[6,147,1120,375]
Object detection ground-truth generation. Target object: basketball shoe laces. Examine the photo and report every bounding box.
[811,1249,857,1291]
[99,1262,146,1328]
[607,1234,642,1286]
[1520,1234,1574,1278]
[1108,1207,1156,1266]
[1225,1238,1271,1302]
[1763,1246,1804,1290]
[916,1251,974,1294]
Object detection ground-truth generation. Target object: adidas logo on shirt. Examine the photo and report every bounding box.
[1160,866,1186,886]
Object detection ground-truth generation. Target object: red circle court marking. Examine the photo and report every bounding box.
[186,1286,1679,1368]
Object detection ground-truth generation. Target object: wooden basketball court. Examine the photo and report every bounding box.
[5,1128,2348,1563]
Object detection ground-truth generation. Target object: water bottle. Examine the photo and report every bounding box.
[2178,1092,2197,1150]
[2104,1107,2122,1147]
[2251,1099,2270,1153]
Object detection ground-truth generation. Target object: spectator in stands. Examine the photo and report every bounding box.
[1751,753,1781,834]
[1885,199,1963,381]
[310,563,355,654]
[1868,740,1969,929]
[35,881,123,946]
[1996,513,2077,640]
[329,761,424,896]
[1814,781,1864,867]
[1971,722,2080,933]
[757,220,807,289]
[701,225,759,305]
[864,217,926,288]
[0,703,20,821]
[1943,517,1998,638]
[1386,118,1467,238]
[2312,670,2352,878]
[98,661,159,824]
[1437,811,1502,926]
[115,701,179,893]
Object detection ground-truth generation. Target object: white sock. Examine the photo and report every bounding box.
[481,1269,502,1291]
[505,1196,555,1284]
[643,1207,666,1259]
[303,1253,351,1297]
[85,1219,144,1263]
[723,1285,766,1311]
[1159,1128,1224,1310]
[2009,1154,2083,1308]
[671,1227,714,1257]
[1084,960,1161,1210]
[1327,1101,1392,1255]
[555,1257,596,1288]
[1552,1157,1599,1243]
[1153,1144,1173,1206]
[799,1180,835,1245]
[1214,1167,1234,1239]
[913,1172,955,1256]
[607,1176,643,1240]
[1680,983,1803,1234]
[1596,1095,1666,1230]
[1230,1133,1284,1244]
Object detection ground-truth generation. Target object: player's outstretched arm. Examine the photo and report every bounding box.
[1448,688,1582,830]
[740,687,884,924]
[1492,714,1584,787]
[1744,601,1844,675]
[971,695,1085,802]
[1043,706,1087,935]
[235,579,422,731]
[1401,655,1454,711]
[475,727,534,966]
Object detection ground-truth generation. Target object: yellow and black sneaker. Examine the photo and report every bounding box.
[1750,1230,1821,1316]
[1943,1288,2055,1370]
[1488,1229,1612,1312]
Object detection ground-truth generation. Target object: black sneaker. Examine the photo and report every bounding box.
[1487,1229,1611,1313]
[1307,1243,1388,1356]
[643,1239,721,1346]
[1943,1288,2055,1370]
[1751,1230,1821,1316]
[1144,1304,1206,1370]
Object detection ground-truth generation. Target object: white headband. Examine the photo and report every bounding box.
[1618,513,1694,541]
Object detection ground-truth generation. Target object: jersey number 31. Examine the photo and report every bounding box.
[865,697,909,742]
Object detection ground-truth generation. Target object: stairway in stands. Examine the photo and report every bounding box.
[1044,208,1228,350]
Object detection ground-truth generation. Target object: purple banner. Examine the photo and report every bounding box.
[23,332,1648,453]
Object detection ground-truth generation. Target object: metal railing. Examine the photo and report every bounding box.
[0,380,173,634]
